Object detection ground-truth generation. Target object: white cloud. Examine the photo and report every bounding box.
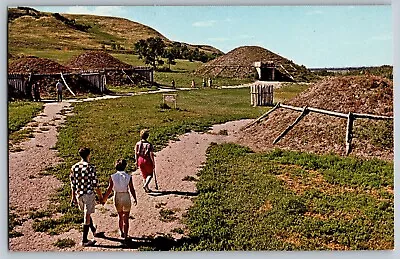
[66,6,126,17]
[192,20,216,27]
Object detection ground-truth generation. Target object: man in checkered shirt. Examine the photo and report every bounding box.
[70,147,103,247]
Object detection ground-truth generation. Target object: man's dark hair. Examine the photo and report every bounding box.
[79,147,90,161]
[115,159,127,171]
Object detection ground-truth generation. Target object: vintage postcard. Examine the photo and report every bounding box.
[8,5,393,252]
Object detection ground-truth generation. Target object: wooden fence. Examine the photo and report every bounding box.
[8,71,108,97]
[250,84,273,106]
[242,102,393,155]
[8,73,30,97]
[131,67,153,83]
[81,72,107,92]
[8,66,153,98]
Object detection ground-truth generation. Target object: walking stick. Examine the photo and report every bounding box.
[153,166,159,190]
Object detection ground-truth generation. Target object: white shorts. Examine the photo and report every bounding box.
[114,192,131,213]
[78,193,96,215]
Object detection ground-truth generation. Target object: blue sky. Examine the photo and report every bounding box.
[30,5,392,68]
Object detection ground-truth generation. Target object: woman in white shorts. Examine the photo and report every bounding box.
[102,159,137,241]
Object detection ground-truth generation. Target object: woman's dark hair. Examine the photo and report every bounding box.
[79,147,90,161]
[115,159,127,171]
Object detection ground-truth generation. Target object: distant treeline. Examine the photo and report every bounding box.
[8,7,43,22]
[311,65,393,79]
[164,41,222,63]
[52,13,91,32]
[134,37,222,69]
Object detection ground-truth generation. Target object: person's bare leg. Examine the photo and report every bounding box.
[144,175,152,191]
[118,211,124,237]
[82,213,95,246]
[123,212,130,240]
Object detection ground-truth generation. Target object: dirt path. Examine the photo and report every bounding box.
[8,101,73,251]
[8,96,252,251]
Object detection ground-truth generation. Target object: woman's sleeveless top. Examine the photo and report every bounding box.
[111,171,131,193]
[137,140,153,159]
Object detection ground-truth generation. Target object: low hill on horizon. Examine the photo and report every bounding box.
[8,7,223,56]
[195,46,317,82]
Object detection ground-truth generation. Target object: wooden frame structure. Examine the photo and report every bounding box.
[250,84,274,106]
[242,102,393,155]
[162,94,177,109]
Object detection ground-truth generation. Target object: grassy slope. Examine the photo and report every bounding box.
[8,101,43,146]
[8,9,222,55]
[64,13,168,50]
[8,101,43,133]
[8,15,98,52]
[8,12,165,53]
[180,144,393,250]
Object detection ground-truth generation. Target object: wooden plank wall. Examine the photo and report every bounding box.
[8,73,27,96]
[81,73,107,92]
[250,84,273,106]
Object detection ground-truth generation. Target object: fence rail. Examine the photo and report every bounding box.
[241,102,393,155]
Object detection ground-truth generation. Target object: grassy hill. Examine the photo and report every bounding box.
[8,7,223,56]
[195,46,318,82]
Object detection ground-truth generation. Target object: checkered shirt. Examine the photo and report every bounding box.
[70,161,98,197]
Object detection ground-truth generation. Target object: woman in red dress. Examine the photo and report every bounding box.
[135,129,155,193]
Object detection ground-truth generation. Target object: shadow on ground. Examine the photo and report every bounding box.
[147,190,198,197]
[94,233,196,250]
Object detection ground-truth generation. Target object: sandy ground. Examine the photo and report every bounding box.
[8,96,251,251]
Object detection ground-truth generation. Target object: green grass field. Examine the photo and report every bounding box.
[179,144,393,250]
[275,83,310,103]
[8,101,43,133]
[9,49,84,64]
[8,101,43,146]
[8,84,393,250]
[154,72,253,88]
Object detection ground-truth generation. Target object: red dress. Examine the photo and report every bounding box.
[136,140,154,179]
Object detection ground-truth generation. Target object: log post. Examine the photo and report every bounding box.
[345,112,354,155]
[26,73,33,100]
[241,102,281,130]
[122,69,135,85]
[60,72,76,96]
[273,106,309,144]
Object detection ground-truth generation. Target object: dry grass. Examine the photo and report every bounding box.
[257,200,273,213]
[275,164,391,201]
[8,9,222,56]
